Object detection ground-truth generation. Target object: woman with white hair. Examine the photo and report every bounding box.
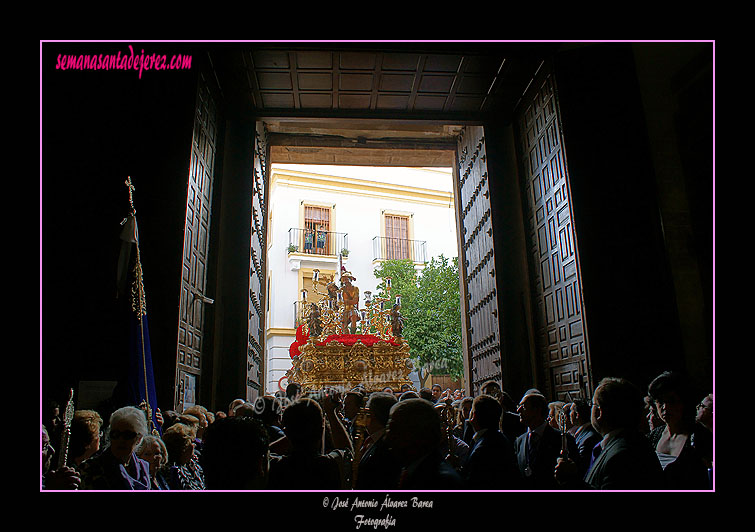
[79,406,152,490]
[136,434,171,490]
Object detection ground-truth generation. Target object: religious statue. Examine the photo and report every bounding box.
[340,272,360,334]
[326,277,339,310]
[307,302,323,337]
[390,304,404,337]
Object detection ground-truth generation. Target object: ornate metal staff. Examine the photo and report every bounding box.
[558,408,569,460]
[57,388,75,469]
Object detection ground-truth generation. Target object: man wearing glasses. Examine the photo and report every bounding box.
[696,394,713,433]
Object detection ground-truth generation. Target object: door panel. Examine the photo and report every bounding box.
[247,122,268,400]
[455,126,501,396]
[514,63,590,401]
[175,72,218,411]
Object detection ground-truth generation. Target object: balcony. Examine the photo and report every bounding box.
[288,228,349,257]
[372,236,427,263]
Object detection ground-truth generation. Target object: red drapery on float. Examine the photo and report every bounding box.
[289,325,402,359]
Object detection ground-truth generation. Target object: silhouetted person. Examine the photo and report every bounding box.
[696,393,712,433]
[385,398,463,489]
[253,395,286,443]
[268,394,353,490]
[555,377,664,490]
[200,416,269,489]
[356,392,401,489]
[419,387,435,403]
[228,398,245,417]
[42,425,81,490]
[568,398,601,478]
[460,394,521,489]
[514,388,576,489]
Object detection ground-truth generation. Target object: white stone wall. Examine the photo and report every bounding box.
[264,165,457,394]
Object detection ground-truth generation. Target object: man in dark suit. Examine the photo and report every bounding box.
[554,377,664,490]
[514,388,577,489]
[384,398,464,489]
[355,392,402,489]
[568,398,602,478]
[460,394,521,489]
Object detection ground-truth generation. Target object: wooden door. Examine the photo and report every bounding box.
[247,122,268,400]
[455,126,502,396]
[514,62,591,401]
[175,72,218,411]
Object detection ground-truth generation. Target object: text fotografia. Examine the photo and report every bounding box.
[354,515,397,530]
[325,494,434,528]
[55,45,192,79]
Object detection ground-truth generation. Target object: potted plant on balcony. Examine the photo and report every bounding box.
[287,244,299,254]
[340,248,350,258]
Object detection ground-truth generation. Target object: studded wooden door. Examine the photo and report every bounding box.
[456,126,502,397]
[514,63,591,402]
[175,72,218,411]
[247,121,268,400]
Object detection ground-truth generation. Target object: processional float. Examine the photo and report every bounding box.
[285,267,414,393]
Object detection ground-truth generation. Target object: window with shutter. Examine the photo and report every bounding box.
[385,214,410,260]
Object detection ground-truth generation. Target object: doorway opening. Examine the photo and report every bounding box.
[264,160,462,395]
[255,120,507,400]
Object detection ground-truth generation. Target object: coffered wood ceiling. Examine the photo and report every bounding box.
[207,43,556,166]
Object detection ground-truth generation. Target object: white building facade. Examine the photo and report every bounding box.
[264,164,458,394]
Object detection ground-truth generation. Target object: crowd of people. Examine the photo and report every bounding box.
[41,371,713,491]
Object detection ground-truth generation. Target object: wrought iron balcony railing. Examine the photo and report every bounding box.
[372,236,427,263]
[288,228,349,257]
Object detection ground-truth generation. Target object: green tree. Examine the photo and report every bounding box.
[373,255,463,384]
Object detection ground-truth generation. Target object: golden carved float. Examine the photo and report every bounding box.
[285,269,413,392]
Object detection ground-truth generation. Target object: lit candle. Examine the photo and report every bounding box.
[396,295,401,306]
[385,278,391,289]
[313,269,320,282]
[364,291,372,304]
[301,289,307,302]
